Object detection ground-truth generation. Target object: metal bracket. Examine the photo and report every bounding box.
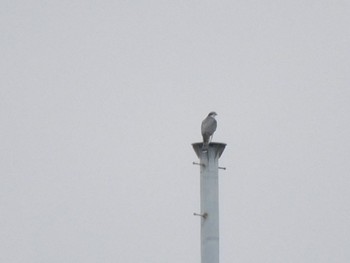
[193,212,208,219]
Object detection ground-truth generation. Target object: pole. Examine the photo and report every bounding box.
[192,142,226,263]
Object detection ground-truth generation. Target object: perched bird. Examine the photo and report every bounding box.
[201,111,217,151]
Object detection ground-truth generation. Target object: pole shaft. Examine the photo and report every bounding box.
[200,150,219,263]
[192,143,226,263]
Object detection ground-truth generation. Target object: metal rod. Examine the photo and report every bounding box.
[193,161,205,167]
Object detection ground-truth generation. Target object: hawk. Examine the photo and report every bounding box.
[201,111,217,151]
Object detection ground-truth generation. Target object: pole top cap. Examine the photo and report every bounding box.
[192,142,226,159]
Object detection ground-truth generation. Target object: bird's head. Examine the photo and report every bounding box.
[208,111,217,117]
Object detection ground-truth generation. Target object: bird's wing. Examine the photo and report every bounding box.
[201,117,217,136]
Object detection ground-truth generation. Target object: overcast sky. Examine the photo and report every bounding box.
[1,1,350,262]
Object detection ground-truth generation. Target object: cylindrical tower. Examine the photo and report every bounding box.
[192,142,226,263]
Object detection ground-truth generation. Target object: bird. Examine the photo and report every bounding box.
[201,111,217,151]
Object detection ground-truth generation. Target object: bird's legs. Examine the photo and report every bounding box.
[202,135,214,153]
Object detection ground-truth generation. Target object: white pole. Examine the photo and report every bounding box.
[193,142,226,263]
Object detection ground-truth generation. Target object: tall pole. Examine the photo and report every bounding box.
[192,142,226,263]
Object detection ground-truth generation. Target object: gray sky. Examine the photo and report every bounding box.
[1,1,349,262]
